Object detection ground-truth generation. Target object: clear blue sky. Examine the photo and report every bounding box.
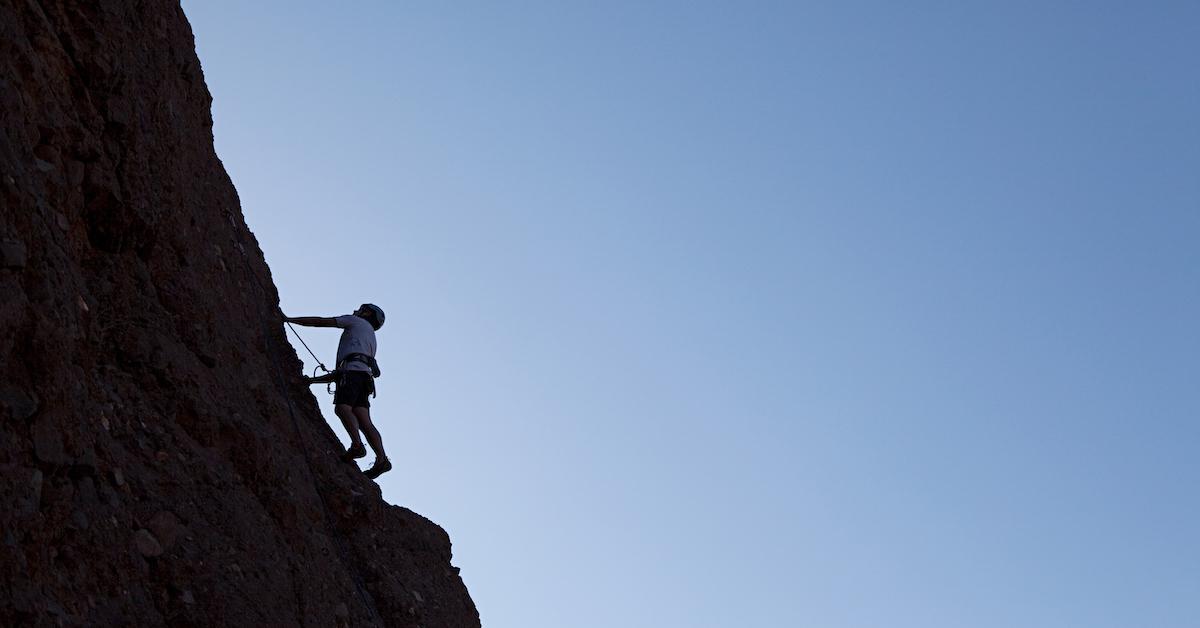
[181,2,1199,626]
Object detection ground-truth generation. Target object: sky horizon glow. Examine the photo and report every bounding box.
[183,2,1199,626]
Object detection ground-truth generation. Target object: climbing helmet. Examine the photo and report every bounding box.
[357,303,385,330]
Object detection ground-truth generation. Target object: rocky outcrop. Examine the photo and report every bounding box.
[0,2,478,626]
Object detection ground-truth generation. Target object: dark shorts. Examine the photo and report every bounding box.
[333,371,374,408]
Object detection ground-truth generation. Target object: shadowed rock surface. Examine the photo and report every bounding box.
[0,2,479,626]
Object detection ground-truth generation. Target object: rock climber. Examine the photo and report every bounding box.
[284,304,391,479]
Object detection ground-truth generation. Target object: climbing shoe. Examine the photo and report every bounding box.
[341,442,367,462]
[363,457,392,479]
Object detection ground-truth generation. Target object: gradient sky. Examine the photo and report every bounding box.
[181,2,1199,627]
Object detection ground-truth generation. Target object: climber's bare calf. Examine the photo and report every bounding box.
[334,403,363,452]
[337,404,385,459]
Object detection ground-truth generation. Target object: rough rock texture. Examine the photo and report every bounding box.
[0,2,479,626]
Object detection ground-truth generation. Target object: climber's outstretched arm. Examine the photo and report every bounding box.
[284,316,338,328]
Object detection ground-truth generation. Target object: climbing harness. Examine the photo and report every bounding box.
[340,352,381,378]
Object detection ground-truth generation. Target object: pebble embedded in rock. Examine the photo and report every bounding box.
[30,469,43,506]
[0,385,38,421]
[134,529,163,557]
[31,418,68,466]
[1,240,26,269]
[148,511,181,549]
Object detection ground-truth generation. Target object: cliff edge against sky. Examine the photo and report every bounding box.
[0,2,478,626]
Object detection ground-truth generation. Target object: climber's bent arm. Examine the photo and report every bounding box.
[306,371,339,384]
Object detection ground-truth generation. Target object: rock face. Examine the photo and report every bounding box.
[0,2,479,626]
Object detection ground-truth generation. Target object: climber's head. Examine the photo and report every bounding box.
[355,303,385,330]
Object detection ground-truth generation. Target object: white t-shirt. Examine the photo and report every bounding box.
[334,314,377,373]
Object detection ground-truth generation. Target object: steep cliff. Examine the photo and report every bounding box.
[0,2,479,626]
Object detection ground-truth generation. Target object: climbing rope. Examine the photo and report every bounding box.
[286,321,330,376]
[233,239,383,627]
[286,321,337,394]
